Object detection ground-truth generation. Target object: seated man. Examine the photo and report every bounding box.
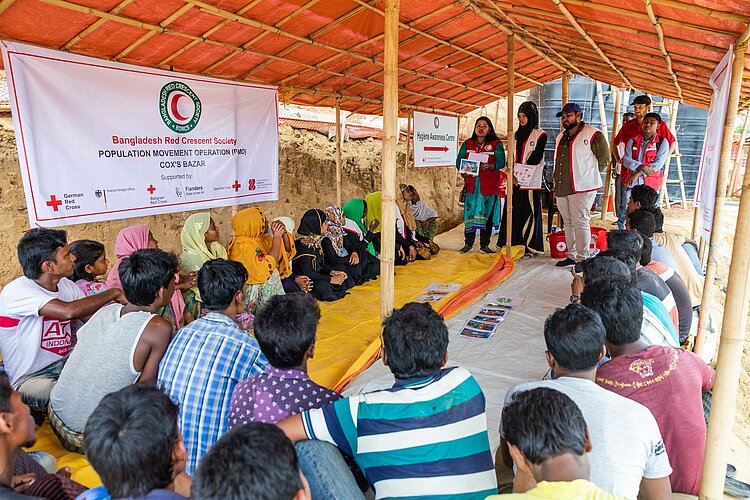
[489,387,626,499]
[228,292,364,499]
[80,384,190,500]
[158,258,268,475]
[629,185,704,304]
[605,231,678,335]
[278,302,498,499]
[499,304,671,499]
[49,249,177,452]
[584,279,715,496]
[575,255,677,347]
[0,228,125,421]
[194,422,309,500]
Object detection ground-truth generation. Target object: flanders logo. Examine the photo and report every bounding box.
[159,81,202,134]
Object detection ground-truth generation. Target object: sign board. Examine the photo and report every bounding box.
[2,41,279,228]
[413,111,458,167]
[695,45,733,242]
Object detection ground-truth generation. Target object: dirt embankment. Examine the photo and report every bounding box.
[0,119,463,286]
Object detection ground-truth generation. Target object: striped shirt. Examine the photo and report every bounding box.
[157,312,269,475]
[301,366,497,499]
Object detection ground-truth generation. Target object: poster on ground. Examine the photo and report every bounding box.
[2,41,279,228]
[695,45,733,242]
[413,111,458,167]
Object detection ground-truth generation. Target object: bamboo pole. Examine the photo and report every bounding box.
[561,72,570,133]
[505,34,515,256]
[380,0,399,321]
[644,0,684,101]
[405,112,412,183]
[600,87,621,221]
[700,37,750,498]
[694,38,747,359]
[0,0,16,15]
[728,110,749,196]
[659,100,680,207]
[335,99,342,208]
[691,206,701,241]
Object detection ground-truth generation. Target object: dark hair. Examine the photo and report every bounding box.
[595,251,638,285]
[544,304,605,371]
[470,116,500,142]
[198,259,248,311]
[83,384,179,499]
[70,240,106,282]
[582,255,635,287]
[382,302,448,379]
[193,422,303,500]
[0,372,12,413]
[640,236,653,266]
[581,279,642,345]
[254,293,320,369]
[17,228,67,279]
[630,185,658,209]
[118,249,178,306]
[628,209,656,238]
[643,112,662,123]
[606,230,643,262]
[502,387,588,464]
[623,112,636,121]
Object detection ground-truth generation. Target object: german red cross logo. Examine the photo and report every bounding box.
[46,195,62,212]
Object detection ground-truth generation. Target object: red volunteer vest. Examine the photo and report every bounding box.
[620,133,664,190]
[463,138,506,197]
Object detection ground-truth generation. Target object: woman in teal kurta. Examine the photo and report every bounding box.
[456,116,506,253]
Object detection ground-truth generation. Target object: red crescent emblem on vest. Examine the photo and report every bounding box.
[485,144,491,151]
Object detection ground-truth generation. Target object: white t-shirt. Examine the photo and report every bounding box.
[502,377,672,499]
[0,277,84,387]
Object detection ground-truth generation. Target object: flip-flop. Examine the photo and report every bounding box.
[725,476,750,498]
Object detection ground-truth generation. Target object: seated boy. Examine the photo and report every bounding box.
[584,279,714,495]
[0,228,125,420]
[80,384,190,500]
[193,422,309,500]
[49,249,177,452]
[158,259,268,475]
[488,387,626,499]
[278,302,498,499]
[499,304,671,499]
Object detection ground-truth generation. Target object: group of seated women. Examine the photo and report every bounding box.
[69,191,439,332]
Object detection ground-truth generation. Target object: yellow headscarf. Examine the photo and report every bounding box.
[227,207,295,284]
[180,213,228,301]
[364,192,382,234]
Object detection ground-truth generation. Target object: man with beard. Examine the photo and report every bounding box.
[553,103,610,267]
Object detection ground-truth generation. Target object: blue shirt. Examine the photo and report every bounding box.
[651,240,680,271]
[157,312,269,475]
[623,134,670,186]
[301,366,497,499]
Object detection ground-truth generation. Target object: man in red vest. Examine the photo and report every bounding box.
[622,113,670,198]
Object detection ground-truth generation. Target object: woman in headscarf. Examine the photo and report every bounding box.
[292,209,348,301]
[105,225,193,331]
[456,116,506,254]
[342,198,380,281]
[271,216,314,294]
[497,101,547,254]
[227,207,288,313]
[322,205,363,287]
[364,191,417,266]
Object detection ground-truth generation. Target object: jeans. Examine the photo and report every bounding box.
[617,182,630,229]
[17,358,66,423]
[682,242,704,276]
[295,440,365,500]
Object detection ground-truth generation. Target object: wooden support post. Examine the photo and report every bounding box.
[335,98,342,208]
[694,40,746,360]
[601,87,621,220]
[700,34,750,498]
[595,81,609,139]
[405,111,412,183]
[728,110,749,196]
[659,100,681,208]
[505,33,515,256]
[380,0,399,321]
[561,71,570,132]
[691,206,701,241]
[494,99,501,132]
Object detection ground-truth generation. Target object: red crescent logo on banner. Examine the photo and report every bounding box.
[170,93,189,121]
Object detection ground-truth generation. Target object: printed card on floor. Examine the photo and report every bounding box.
[473,314,503,324]
[417,294,444,302]
[460,327,493,339]
[466,319,498,332]
[426,282,462,294]
[479,307,509,319]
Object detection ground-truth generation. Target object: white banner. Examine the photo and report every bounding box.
[413,111,458,167]
[2,42,279,228]
[695,45,733,242]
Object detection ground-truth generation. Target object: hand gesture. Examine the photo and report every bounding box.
[11,474,36,494]
[271,220,287,238]
[295,275,313,293]
[408,246,417,262]
[112,288,128,304]
[398,246,406,261]
[349,252,360,265]
[626,171,642,188]
[570,267,584,296]
[369,218,380,232]
[640,164,656,176]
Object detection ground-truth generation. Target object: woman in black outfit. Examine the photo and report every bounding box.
[292,209,348,301]
[322,205,364,287]
[342,198,380,281]
[498,101,548,254]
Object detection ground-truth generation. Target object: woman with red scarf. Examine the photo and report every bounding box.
[456,116,506,253]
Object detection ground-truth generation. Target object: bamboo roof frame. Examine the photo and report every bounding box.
[0,0,748,114]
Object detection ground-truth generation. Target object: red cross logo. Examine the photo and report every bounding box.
[232,180,241,192]
[46,195,62,212]
[147,184,156,194]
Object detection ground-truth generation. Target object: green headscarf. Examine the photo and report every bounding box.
[343,198,376,257]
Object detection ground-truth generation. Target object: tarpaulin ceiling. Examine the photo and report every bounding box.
[0,0,748,115]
